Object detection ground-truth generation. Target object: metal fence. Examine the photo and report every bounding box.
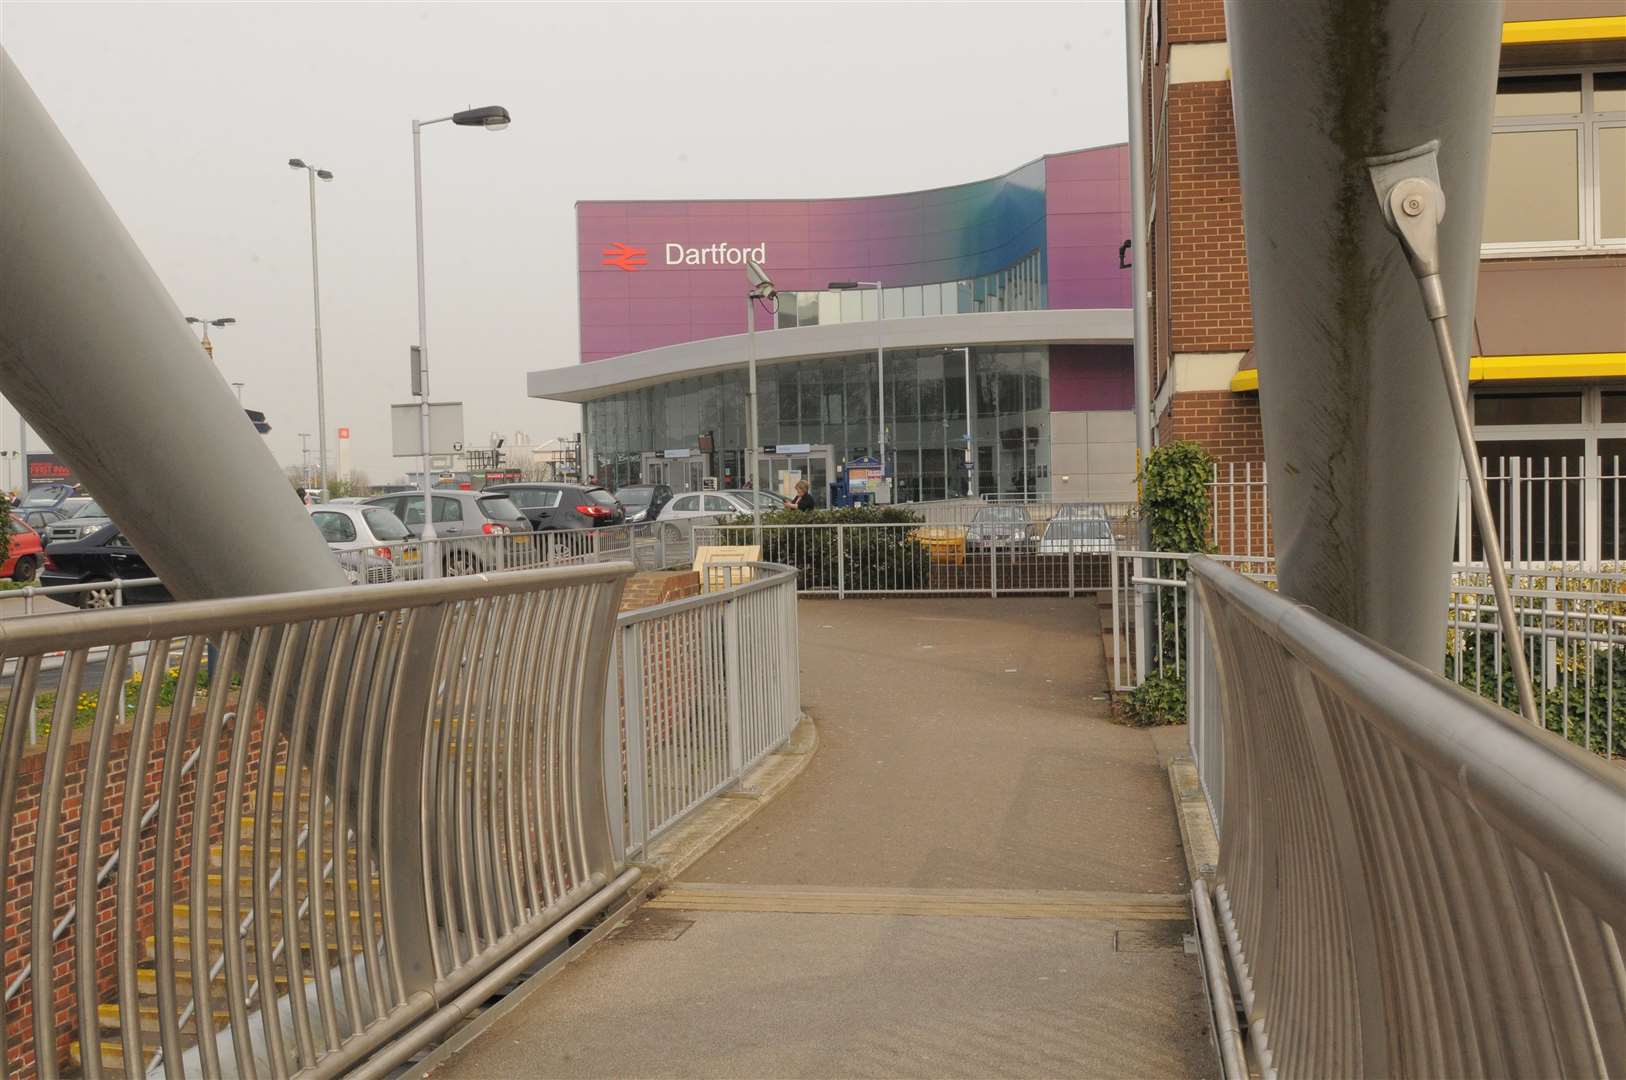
[0,562,636,1077]
[1111,550,1625,766]
[1208,454,1625,565]
[383,520,705,581]
[604,563,802,856]
[694,521,1120,598]
[1186,555,1626,1078]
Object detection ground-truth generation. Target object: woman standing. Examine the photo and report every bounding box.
[790,479,816,513]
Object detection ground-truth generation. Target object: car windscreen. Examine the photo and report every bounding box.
[362,508,412,541]
[19,489,61,507]
[617,488,653,508]
[71,500,105,518]
[1044,520,1112,540]
[586,489,620,508]
[973,507,1029,523]
[477,496,527,522]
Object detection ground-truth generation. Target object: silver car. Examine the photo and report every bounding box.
[45,498,112,546]
[308,504,415,584]
[360,490,532,575]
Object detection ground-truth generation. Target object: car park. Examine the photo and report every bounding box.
[361,490,531,575]
[38,523,172,608]
[965,505,1038,552]
[308,503,415,583]
[609,483,672,524]
[484,482,625,530]
[3,514,45,582]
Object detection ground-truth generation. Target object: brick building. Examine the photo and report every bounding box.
[1136,0,1625,562]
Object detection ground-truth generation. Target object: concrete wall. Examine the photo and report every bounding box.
[1049,409,1136,502]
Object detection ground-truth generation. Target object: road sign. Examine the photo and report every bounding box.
[390,402,465,457]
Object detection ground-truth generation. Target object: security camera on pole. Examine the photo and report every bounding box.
[745,259,775,549]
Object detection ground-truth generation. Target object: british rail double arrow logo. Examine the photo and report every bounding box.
[601,242,648,271]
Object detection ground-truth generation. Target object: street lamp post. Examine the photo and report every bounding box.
[184,315,236,360]
[288,158,334,498]
[410,104,511,577]
[298,432,313,495]
[232,381,245,406]
[945,347,975,496]
[745,260,776,548]
[829,280,886,502]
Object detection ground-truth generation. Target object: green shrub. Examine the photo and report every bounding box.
[1447,635,1626,758]
[710,506,930,590]
[1120,670,1186,726]
[1140,441,1213,555]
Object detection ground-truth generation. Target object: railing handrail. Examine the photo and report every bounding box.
[1190,554,1626,925]
[0,562,633,653]
[614,562,797,627]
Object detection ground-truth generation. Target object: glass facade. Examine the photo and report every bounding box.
[773,251,1045,330]
[586,346,1052,501]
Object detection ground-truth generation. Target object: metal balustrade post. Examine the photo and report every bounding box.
[601,632,625,863]
[621,625,647,851]
[575,574,626,877]
[723,595,744,776]
[837,524,846,599]
[376,604,447,1001]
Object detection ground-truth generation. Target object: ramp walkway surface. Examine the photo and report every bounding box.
[430,598,1212,1078]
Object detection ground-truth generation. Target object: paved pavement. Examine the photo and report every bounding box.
[431,599,1212,1079]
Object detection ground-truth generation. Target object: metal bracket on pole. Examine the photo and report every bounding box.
[1366,142,1539,726]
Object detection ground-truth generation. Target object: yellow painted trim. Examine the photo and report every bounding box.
[1470,352,1626,382]
[1228,353,1624,393]
[1501,16,1626,45]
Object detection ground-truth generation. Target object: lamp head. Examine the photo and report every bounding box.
[185,316,202,325]
[746,259,776,298]
[212,318,236,327]
[316,169,334,181]
[288,157,307,170]
[452,105,511,131]
[827,281,859,290]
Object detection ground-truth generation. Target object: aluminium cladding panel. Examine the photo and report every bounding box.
[576,145,1128,364]
[0,48,345,600]
[1225,0,1502,665]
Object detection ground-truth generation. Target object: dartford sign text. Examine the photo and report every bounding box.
[664,242,767,267]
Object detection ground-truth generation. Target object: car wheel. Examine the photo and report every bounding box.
[443,552,480,577]
[76,580,116,609]
[10,554,39,583]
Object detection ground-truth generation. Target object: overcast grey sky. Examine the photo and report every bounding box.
[2,1,1127,482]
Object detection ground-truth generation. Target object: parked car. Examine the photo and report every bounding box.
[965,505,1038,552]
[361,490,531,575]
[610,483,673,524]
[38,523,172,608]
[3,515,45,582]
[45,498,112,546]
[16,483,79,513]
[484,482,625,530]
[659,491,759,521]
[308,503,415,583]
[14,507,67,532]
[1037,516,1116,555]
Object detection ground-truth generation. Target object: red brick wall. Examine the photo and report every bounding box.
[3,704,277,1075]
[1158,390,1271,556]
[1166,0,1227,43]
[1166,82,1252,354]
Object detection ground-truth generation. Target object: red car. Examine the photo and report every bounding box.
[3,514,45,582]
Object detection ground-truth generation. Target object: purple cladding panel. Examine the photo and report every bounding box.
[577,145,1130,363]
[1049,345,1135,411]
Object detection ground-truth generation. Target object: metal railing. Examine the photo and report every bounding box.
[1111,550,1626,766]
[1186,555,1626,1078]
[3,575,163,615]
[382,520,703,581]
[605,562,801,856]
[0,562,636,1078]
[694,521,1120,598]
[1208,454,1625,566]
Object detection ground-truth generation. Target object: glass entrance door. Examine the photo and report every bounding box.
[757,445,835,508]
[641,452,705,494]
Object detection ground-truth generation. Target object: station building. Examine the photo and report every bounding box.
[528,145,1135,504]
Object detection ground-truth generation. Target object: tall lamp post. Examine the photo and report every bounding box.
[288,158,334,496]
[745,260,776,548]
[829,280,886,502]
[945,347,974,496]
[184,315,236,359]
[231,381,245,406]
[411,104,511,576]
